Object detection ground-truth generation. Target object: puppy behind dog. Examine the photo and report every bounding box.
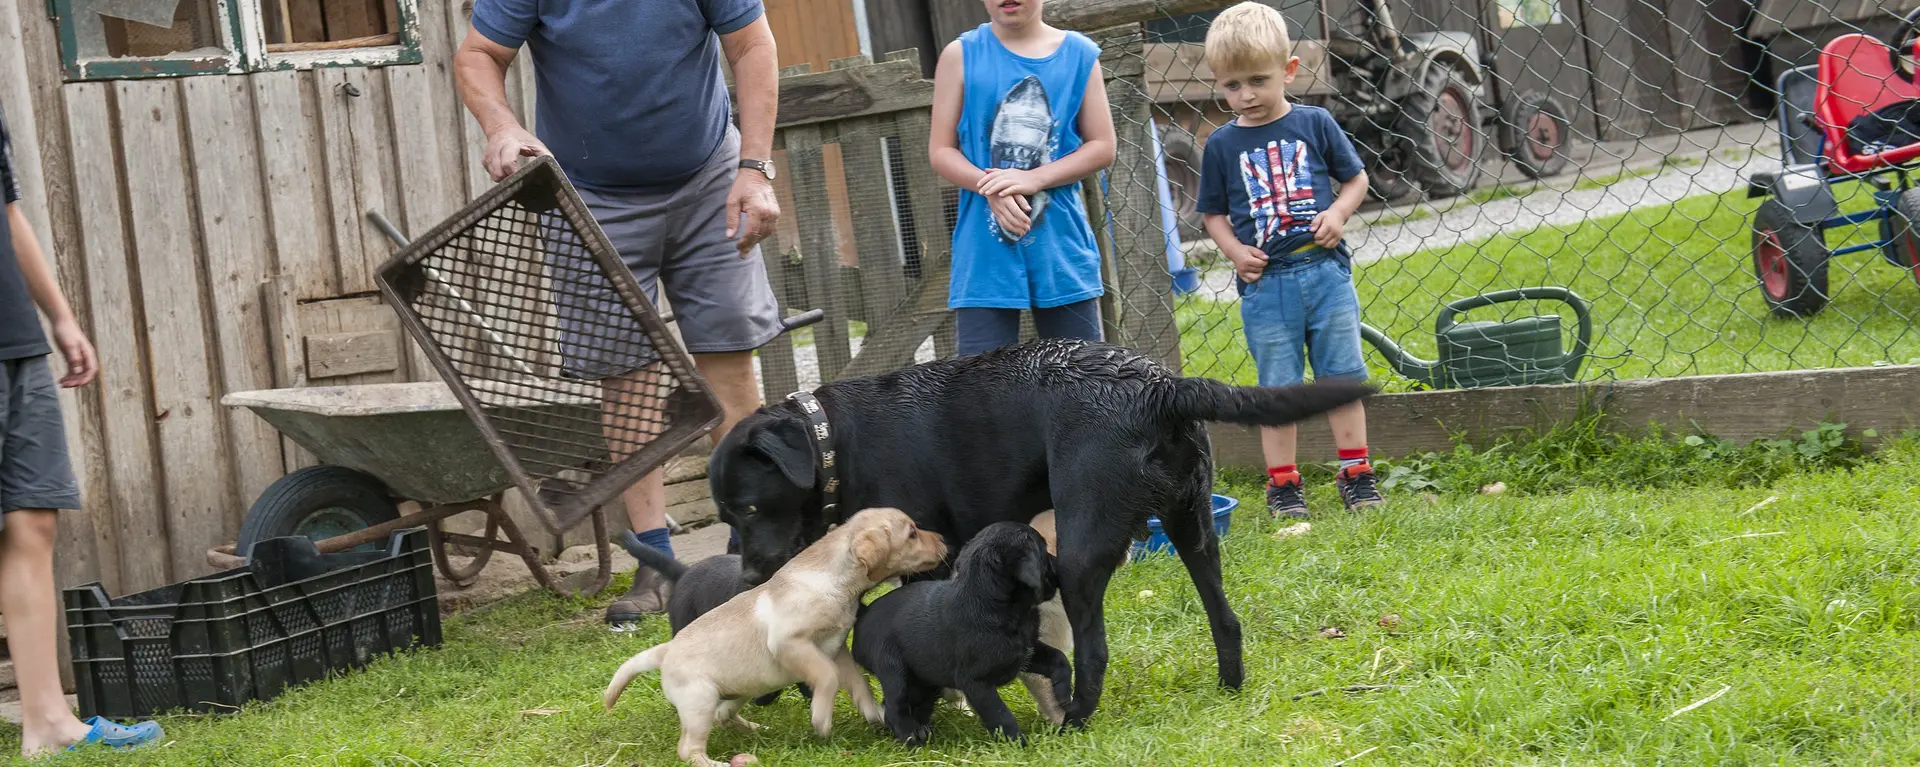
[616,532,806,707]
[853,522,1070,746]
[604,508,947,767]
[943,511,1072,724]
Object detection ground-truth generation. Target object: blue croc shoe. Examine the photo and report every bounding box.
[68,717,164,751]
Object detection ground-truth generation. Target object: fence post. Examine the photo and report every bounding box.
[1093,23,1184,372]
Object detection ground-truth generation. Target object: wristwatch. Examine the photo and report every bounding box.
[739,158,776,180]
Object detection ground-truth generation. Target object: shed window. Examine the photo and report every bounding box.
[1495,0,1564,27]
[55,0,421,81]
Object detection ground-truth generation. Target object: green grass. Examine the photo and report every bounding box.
[20,430,1920,766]
[1180,185,1920,389]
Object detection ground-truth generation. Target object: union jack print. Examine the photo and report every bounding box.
[1238,139,1317,249]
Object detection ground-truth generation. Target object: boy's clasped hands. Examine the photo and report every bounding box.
[980,168,1043,239]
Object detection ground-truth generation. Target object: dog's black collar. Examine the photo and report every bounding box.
[785,390,842,524]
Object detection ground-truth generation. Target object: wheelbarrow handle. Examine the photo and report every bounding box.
[782,308,826,331]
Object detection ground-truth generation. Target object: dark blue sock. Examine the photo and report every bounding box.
[636,527,674,560]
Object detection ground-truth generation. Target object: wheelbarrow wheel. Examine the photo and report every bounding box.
[238,465,402,558]
[1751,199,1830,318]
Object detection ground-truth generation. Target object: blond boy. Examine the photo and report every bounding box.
[1197,3,1382,516]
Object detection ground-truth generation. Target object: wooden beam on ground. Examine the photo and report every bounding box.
[1209,366,1920,470]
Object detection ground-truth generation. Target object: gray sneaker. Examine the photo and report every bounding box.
[606,565,673,628]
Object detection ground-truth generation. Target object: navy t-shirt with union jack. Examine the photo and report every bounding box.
[1196,104,1363,265]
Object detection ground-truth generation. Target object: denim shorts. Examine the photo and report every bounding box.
[1238,254,1368,387]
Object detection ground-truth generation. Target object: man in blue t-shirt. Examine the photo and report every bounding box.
[454,0,784,626]
[1197,2,1385,520]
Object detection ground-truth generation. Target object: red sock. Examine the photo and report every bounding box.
[1267,465,1299,486]
[1338,447,1369,470]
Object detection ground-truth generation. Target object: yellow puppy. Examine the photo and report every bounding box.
[604,508,947,767]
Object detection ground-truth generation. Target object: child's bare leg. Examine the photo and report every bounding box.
[2,510,95,756]
[1259,423,1297,470]
[1327,401,1367,452]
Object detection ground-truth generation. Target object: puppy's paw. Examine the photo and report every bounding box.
[727,715,766,733]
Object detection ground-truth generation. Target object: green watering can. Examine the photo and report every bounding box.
[1360,287,1592,390]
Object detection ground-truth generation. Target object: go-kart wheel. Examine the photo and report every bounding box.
[1751,199,1831,318]
[1882,188,1920,270]
[237,465,402,559]
[1502,93,1571,179]
[1891,7,1920,80]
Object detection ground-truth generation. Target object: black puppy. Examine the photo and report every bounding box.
[712,339,1374,726]
[852,522,1069,746]
[616,531,807,706]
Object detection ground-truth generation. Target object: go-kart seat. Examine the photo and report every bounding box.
[1816,33,1920,174]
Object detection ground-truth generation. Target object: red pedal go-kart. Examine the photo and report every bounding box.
[1748,11,1920,318]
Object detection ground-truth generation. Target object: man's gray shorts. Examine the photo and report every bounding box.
[551,126,784,379]
[0,355,81,530]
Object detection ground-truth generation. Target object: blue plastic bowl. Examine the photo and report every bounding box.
[1170,266,1203,295]
[1130,494,1239,561]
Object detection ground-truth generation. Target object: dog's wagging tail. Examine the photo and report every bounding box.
[1162,376,1375,426]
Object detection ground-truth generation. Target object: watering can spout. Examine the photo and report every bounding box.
[1359,323,1440,387]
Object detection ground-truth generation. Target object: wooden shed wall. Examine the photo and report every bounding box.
[2,0,537,596]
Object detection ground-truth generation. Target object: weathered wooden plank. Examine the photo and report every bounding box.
[1101,31,1181,371]
[253,70,333,299]
[315,67,371,292]
[385,64,449,382]
[361,69,402,269]
[1211,366,1920,469]
[67,84,163,589]
[732,54,935,129]
[757,227,801,404]
[1044,0,1220,32]
[114,79,235,583]
[306,331,402,378]
[785,125,854,384]
[182,75,284,519]
[444,0,490,200]
[261,277,317,471]
[839,117,908,336]
[296,296,407,386]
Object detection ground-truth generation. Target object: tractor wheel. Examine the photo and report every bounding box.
[237,465,402,559]
[1501,93,1571,179]
[1751,199,1831,318]
[1361,138,1418,203]
[1398,64,1486,198]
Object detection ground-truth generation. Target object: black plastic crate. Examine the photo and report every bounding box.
[64,529,441,719]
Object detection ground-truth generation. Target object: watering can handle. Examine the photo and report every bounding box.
[1436,287,1592,382]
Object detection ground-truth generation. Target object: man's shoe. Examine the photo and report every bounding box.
[606,565,673,628]
[1266,472,1309,519]
[1336,463,1385,510]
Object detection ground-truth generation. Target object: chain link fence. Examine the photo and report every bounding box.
[753,0,1920,398]
[1093,0,1920,391]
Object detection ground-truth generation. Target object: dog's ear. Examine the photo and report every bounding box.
[1016,545,1057,603]
[747,419,815,491]
[851,525,892,583]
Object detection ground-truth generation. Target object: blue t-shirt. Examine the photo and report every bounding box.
[948,25,1104,310]
[1196,105,1364,263]
[0,107,48,361]
[471,0,762,193]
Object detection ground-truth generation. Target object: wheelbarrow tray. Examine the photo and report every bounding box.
[222,381,603,505]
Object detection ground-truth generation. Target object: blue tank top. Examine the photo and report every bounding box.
[949,24,1105,310]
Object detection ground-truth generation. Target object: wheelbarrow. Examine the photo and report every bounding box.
[214,194,824,596]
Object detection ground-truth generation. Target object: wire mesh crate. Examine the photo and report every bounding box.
[376,157,723,535]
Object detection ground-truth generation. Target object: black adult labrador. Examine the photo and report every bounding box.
[711,339,1372,726]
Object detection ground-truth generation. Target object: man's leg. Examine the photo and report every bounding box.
[603,370,674,625]
[2,511,108,755]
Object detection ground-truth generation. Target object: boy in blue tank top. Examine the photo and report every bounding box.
[1197,2,1384,517]
[928,0,1117,355]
